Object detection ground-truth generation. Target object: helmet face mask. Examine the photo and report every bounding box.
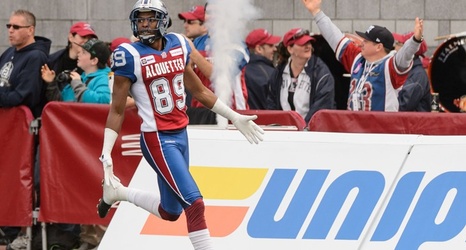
[129,0,169,44]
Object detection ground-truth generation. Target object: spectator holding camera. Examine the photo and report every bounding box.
[41,22,98,101]
[60,38,111,103]
[42,38,111,104]
[40,37,111,250]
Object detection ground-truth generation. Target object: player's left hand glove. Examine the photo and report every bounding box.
[231,114,264,144]
[211,99,264,144]
[100,154,121,188]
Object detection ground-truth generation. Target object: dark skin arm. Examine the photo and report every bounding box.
[184,60,217,108]
[105,75,131,133]
[182,35,218,107]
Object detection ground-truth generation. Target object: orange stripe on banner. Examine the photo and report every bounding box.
[140,206,248,237]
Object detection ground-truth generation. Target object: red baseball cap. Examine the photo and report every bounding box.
[283,28,315,47]
[245,29,281,48]
[393,32,427,56]
[70,22,97,38]
[110,37,131,52]
[178,6,205,22]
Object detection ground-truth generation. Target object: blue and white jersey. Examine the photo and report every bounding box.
[336,38,409,111]
[111,33,191,131]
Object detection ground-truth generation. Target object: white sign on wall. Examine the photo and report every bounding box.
[100,130,466,250]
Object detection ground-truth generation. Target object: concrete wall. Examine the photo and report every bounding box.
[0,0,464,57]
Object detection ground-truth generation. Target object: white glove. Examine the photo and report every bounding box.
[231,114,264,144]
[211,99,264,144]
[100,153,121,188]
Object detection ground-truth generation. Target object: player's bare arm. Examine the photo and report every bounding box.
[98,75,130,213]
[302,0,322,16]
[185,57,264,144]
[105,75,131,133]
[183,65,216,108]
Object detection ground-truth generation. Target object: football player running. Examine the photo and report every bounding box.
[97,0,264,249]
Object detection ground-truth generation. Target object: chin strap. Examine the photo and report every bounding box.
[139,30,163,45]
[139,35,157,44]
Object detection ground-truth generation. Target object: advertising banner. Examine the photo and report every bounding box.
[38,102,142,225]
[98,130,466,249]
[309,110,466,135]
[0,106,34,226]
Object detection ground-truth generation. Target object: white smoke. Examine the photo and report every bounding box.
[206,0,261,128]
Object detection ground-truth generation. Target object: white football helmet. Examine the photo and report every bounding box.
[129,0,170,44]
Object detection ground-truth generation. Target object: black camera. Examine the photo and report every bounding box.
[56,70,72,84]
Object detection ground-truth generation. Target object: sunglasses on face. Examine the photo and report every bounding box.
[6,24,31,30]
[184,20,203,25]
[291,29,310,41]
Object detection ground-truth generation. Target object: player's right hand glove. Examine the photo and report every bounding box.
[100,154,121,188]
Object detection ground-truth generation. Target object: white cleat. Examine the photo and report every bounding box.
[97,178,125,218]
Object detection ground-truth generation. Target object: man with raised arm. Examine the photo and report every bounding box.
[301,0,424,111]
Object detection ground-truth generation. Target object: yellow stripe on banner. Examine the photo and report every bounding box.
[190,167,268,200]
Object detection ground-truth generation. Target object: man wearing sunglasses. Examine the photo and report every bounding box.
[0,9,51,250]
[301,0,424,112]
[178,5,207,40]
[178,5,208,109]
[0,9,50,118]
[188,2,250,111]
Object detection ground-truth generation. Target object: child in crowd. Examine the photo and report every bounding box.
[42,38,111,104]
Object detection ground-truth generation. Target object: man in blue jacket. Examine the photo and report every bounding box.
[0,9,51,250]
[0,9,50,118]
[244,28,281,109]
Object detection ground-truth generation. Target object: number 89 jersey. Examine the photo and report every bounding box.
[111,33,191,132]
